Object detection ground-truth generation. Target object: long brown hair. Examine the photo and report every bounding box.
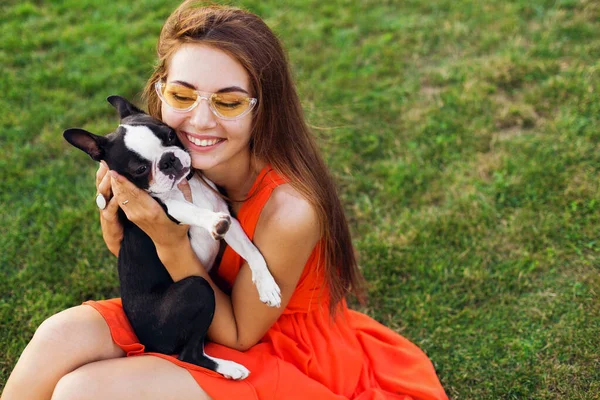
[142,1,366,315]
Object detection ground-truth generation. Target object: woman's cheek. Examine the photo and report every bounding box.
[161,107,180,128]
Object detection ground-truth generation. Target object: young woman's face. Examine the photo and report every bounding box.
[161,44,254,172]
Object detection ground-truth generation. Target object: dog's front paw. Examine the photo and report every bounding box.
[216,359,250,380]
[211,213,231,240]
[253,269,282,308]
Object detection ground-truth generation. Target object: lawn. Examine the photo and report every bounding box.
[1,0,599,398]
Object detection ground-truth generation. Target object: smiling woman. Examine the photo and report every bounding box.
[157,44,256,173]
[2,2,448,400]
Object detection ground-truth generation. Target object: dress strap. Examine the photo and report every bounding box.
[236,166,287,240]
[217,165,287,287]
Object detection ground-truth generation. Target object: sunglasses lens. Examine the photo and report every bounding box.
[158,82,255,119]
[162,84,197,110]
[211,93,252,118]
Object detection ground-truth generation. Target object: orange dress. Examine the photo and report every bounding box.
[84,166,448,400]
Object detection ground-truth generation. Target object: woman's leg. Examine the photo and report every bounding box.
[2,305,124,400]
[51,355,212,400]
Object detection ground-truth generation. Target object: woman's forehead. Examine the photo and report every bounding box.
[166,43,250,92]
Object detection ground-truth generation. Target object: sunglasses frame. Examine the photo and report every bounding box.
[155,81,258,121]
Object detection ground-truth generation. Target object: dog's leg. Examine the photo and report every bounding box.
[223,219,282,307]
[203,352,250,380]
[160,277,246,380]
[169,276,250,380]
[163,198,281,307]
[179,337,249,380]
[162,199,231,239]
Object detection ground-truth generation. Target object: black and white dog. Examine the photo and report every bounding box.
[63,96,281,380]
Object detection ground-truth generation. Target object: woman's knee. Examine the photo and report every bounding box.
[32,305,123,362]
[51,370,86,400]
[2,306,123,400]
[52,357,213,400]
[52,366,114,400]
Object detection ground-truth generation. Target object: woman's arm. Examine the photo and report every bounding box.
[223,185,321,349]
[96,163,196,259]
[108,170,195,279]
[157,185,320,350]
[109,172,320,351]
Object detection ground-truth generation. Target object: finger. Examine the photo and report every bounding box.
[95,161,109,189]
[110,171,159,223]
[101,195,121,221]
[177,180,193,202]
[97,169,113,200]
[110,170,142,201]
[100,196,124,256]
[110,177,134,220]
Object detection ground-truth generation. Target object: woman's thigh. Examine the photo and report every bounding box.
[2,305,124,400]
[52,355,212,400]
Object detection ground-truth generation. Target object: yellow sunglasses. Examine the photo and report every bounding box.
[155,81,257,121]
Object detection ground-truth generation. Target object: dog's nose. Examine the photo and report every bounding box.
[159,152,183,173]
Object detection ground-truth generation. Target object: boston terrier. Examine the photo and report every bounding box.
[63,96,282,380]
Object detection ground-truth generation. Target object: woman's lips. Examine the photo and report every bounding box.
[182,132,225,151]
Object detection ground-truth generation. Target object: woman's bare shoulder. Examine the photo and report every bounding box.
[258,183,320,238]
[253,183,320,275]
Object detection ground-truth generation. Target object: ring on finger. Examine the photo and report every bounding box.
[96,193,107,210]
[121,200,129,205]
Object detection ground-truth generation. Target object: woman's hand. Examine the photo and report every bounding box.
[109,171,193,269]
[96,161,123,257]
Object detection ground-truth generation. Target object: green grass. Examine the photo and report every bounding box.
[1,0,599,398]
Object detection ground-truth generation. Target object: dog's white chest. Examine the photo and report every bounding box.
[156,175,229,271]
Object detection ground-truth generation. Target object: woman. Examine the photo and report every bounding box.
[2,2,447,399]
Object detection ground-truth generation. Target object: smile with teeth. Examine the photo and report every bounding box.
[187,135,224,147]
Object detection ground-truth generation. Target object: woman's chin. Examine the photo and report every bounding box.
[187,141,251,173]
[189,154,220,171]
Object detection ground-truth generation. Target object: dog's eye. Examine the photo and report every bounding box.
[168,130,176,143]
[135,165,148,175]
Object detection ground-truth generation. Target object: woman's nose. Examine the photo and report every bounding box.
[189,98,218,130]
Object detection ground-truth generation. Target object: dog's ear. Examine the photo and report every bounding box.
[107,95,145,119]
[63,128,108,162]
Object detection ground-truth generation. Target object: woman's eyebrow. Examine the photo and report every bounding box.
[170,80,249,94]
[218,86,250,94]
